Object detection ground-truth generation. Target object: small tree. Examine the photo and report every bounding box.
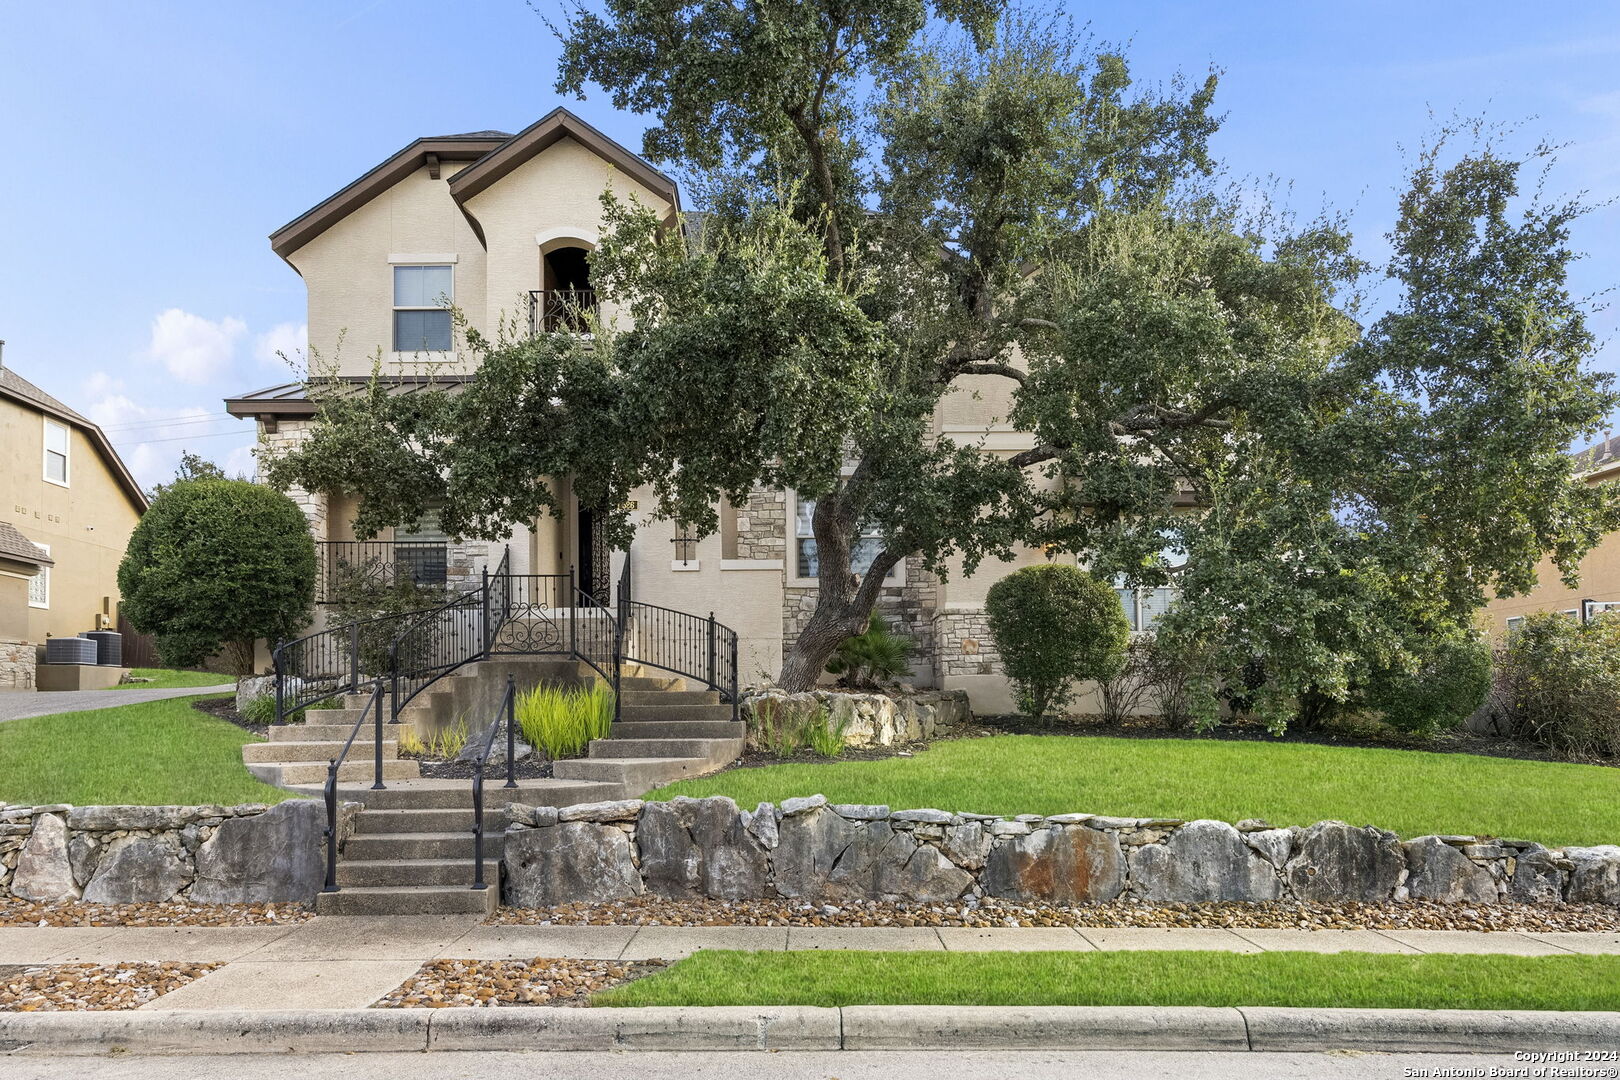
[986,564,1129,723]
[118,477,315,675]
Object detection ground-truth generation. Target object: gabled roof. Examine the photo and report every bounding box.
[0,521,52,569]
[0,366,147,512]
[268,108,679,262]
[269,132,509,261]
[1573,434,1620,481]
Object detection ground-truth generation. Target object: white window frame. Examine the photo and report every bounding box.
[1584,600,1620,622]
[1505,615,1526,635]
[787,491,903,587]
[42,418,69,487]
[28,543,49,609]
[391,263,455,354]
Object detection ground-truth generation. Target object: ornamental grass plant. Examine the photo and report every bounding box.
[517,681,614,758]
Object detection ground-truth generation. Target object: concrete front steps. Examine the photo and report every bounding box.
[256,655,746,917]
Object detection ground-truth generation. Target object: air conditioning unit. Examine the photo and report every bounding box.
[96,613,112,630]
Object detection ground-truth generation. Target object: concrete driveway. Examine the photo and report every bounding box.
[0,683,232,723]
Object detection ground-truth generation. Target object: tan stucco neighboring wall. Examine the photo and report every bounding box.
[0,399,141,643]
[288,163,489,376]
[1482,471,1620,634]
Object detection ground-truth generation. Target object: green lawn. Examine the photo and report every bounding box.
[0,695,291,805]
[102,668,235,690]
[654,734,1620,847]
[596,950,1620,1011]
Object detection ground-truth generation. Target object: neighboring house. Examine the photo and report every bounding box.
[225,107,1163,712]
[1483,434,1620,635]
[0,352,148,687]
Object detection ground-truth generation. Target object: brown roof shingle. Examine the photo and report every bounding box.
[0,521,52,567]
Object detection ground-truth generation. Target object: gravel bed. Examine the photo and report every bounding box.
[490,896,1620,932]
[0,962,219,1010]
[0,898,313,928]
[374,958,664,1008]
[413,755,555,781]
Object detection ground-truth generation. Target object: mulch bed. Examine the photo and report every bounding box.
[490,896,1620,933]
[411,755,556,781]
[0,962,219,1010]
[0,899,312,928]
[373,958,663,1008]
[192,694,266,737]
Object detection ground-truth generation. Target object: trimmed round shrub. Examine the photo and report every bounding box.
[118,478,316,674]
[985,564,1130,722]
[1364,631,1492,738]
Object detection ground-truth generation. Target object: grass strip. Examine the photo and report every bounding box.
[101,668,234,690]
[0,695,291,805]
[654,735,1620,847]
[594,950,1620,1012]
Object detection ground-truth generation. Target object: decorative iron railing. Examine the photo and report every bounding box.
[273,608,435,721]
[388,547,512,721]
[616,553,739,723]
[527,288,597,334]
[470,674,519,891]
[321,679,386,893]
[316,540,449,604]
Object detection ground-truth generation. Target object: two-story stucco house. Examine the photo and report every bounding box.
[0,348,147,688]
[226,108,1163,712]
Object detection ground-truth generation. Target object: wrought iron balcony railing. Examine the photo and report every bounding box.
[317,540,449,604]
[528,288,597,334]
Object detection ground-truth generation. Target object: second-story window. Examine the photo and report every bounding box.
[393,265,453,352]
[43,419,69,486]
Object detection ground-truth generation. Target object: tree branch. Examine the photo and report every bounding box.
[954,362,1027,383]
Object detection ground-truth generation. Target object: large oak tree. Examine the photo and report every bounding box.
[267,3,1618,726]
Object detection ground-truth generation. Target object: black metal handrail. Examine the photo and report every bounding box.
[471,674,518,891]
[570,577,621,712]
[619,598,740,725]
[273,608,436,723]
[388,548,511,721]
[316,540,449,603]
[321,678,386,893]
[527,288,597,334]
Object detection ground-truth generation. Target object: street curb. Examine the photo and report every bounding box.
[3,1006,1618,1055]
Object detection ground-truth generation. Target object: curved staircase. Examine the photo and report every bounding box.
[245,657,744,915]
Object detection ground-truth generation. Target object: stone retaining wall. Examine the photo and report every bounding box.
[0,800,345,905]
[742,689,970,749]
[502,796,1620,908]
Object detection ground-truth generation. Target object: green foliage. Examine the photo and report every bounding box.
[267,3,1620,721]
[516,681,615,759]
[324,561,449,676]
[108,668,233,690]
[398,719,469,761]
[239,694,277,727]
[803,705,849,758]
[1494,613,1620,757]
[1096,636,1207,729]
[1364,632,1492,739]
[118,476,314,675]
[986,565,1129,722]
[825,616,914,688]
[746,696,846,758]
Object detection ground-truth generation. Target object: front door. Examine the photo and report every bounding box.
[576,503,610,604]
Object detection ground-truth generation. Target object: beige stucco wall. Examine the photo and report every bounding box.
[288,163,489,376]
[0,398,142,644]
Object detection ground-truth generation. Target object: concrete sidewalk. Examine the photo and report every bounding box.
[3,916,1619,1011]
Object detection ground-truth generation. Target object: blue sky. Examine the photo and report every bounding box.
[4,1,1620,490]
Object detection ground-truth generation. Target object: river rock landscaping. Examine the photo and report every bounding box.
[0,962,219,1010]
[374,958,664,1008]
[501,795,1620,910]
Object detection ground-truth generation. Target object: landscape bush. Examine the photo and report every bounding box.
[825,615,914,688]
[516,681,614,758]
[325,560,449,676]
[1492,612,1620,757]
[1365,631,1492,738]
[986,564,1130,723]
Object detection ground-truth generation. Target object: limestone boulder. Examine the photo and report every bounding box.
[1506,848,1568,904]
[454,717,533,767]
[11,813,79,901]
[1284,822,1405,902]
[774,805,860,898]
[503,822,644,906]
[982,825,1124,903]
[1563,846,1620,905]
[189,801,324,904]
[1128,820,1283,902]
[884,843,973,902]
[940,822,993,870]
[82,836,192,903]
[637,797,767,900]
[1402,837,1499,904]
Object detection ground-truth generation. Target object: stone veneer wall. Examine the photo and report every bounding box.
[784,554,941,686]
[1,801,347,905]
[502,795,1620,908]
[256,420,327,544]
[732,488,787,562]
[932,609,1000,681]
[0,639,36,689]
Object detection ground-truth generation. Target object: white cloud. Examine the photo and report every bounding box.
[145,308,246,384]
[254,321,307,375]
[79,371,255,491]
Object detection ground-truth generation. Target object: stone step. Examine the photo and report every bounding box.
[613,675,686,692]
[283,777,623,810]
[618,702,736,722]
[619,689,720,707]
[314,884,497,916]
[270,722,406,743]
[610,720,746,740]
[552,756,720,789]
[352,807,479,834]
[243,740,399,764]
[344,831,495,861]
[587,737,743,766]
[246,758,420,787]
[337,858,500,887]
